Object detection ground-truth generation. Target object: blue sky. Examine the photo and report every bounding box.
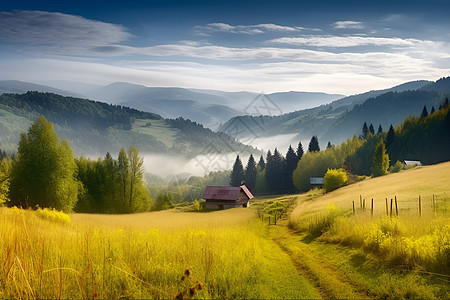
[0,0,449,94]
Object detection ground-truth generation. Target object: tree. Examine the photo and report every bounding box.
[369,124,375,135]
[430,106,435,114]
[244,154,257,191]
[308,136,320,152]
[386,124,395,148]
[117,148,129,206]
[420,105,428,119]
[128,146,150,212]
[230,155,244,186]
[371,140,389,177]
[326,141,333,149]
[9,116,79,212]
[377,124,383,134]
[284,145,298,190]
[296,142,304,161]
[0,157,12,205]
[361,122,369,139]
[257,155,265,171]
[266,148,284,192]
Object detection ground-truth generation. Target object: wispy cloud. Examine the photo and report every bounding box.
[0,10,131,46]
[270,35,435,48]
[196,22,303,35]
[333,21,364,29]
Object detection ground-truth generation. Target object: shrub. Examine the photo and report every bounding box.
[324,168,348,193]
[389,160,404,173]
[35,207,71,224]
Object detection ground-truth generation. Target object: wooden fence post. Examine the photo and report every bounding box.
[371,198,373,216]
[395,196,398,216]
[419,196,422,218]
[433,194,435,213]
[360,195,362,209]
[390,198,393,218]
[363,199,366,211]
[385,198,388,216]
[352,201,355,214]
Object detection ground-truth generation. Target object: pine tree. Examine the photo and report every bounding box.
[326,141,332,149]
[377,124,383,134]
[308,136,320,152]
[361,122,369,139]
[117,147,129,208]
[244,154,257,191]
[230,155,244,187]
[257,155,265,171]
[296,142,304,161]
[267,148,284,192]
[386,124,395,148]
[371,139,389,177]
[9,116,79,212]
[369,124,375,135]
[430,106,435,114]
[420,105,428,119]
[284,145,298,190]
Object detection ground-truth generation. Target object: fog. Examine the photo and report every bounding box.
[251,133,303,152]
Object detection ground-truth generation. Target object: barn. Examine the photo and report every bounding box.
[202,185,254,210]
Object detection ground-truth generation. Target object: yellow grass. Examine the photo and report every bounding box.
[0,207,318,299]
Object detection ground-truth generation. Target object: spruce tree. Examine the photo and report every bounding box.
[430,106,435,114]
[257,155,265,171]
[369,124,375,135]
[308,136,320,152]
[420,105,428,119]
[371,140,389,177]
[267,148,284,192]
[284,145,298,190]
[326,141,332,149]
[230,155,244,187]
[244,154,257,191]
[377,124,383,134]
[296,142,304,161]
[386,124,395,148]
[361,122,369,139]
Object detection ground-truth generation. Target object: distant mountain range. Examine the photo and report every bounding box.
[0,91,257,159]
[218,77,449,149]
[0,80,344,130]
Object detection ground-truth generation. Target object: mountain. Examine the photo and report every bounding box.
[218,78,446,149]
[0,91,257,159]
[86,82,344,129]
[0,80,83,98]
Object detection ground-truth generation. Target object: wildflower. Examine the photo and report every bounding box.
[189,287,196,297]
[181,275,186,281]
[184,267,191,277]
[197,282,204,290]
[93,292,98,297]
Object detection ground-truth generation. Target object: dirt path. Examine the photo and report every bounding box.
[269,218,372,299]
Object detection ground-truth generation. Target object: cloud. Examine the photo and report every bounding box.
[196,22,302,35]
[0,10,131,47]
[270,35,434,48]
[333,21,365,29]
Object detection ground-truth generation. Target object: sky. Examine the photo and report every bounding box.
[0,0,449,95]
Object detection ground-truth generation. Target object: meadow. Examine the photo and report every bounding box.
[1,162,449,299]
[0,206,318,299]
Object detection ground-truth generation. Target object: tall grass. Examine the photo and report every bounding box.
[0,207,317,299]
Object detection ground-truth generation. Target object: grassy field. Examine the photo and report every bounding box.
[0,206,319,299]
[1,162,449,299]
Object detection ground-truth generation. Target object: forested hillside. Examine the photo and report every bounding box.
[0,92,256,157]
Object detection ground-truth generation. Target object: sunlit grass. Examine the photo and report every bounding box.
[0,206,317,299]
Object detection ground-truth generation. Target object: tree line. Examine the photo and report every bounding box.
[2,116,150,213]
[230,98,449,193]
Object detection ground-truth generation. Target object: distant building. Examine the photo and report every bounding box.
[404,160,422,169]
[202,185,254,210]
[310,177,324,188]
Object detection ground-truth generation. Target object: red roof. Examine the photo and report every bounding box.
[202,185,254,201]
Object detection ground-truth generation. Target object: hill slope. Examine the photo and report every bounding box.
[0,92,256,158]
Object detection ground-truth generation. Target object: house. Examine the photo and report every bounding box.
[310,177,324,188]
[404,160,422,169]
[202,185,254,210]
